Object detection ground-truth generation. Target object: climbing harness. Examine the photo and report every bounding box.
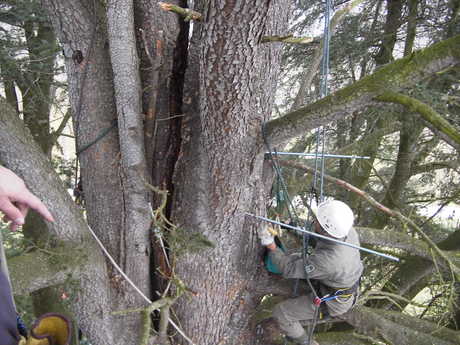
[313,280,360,307]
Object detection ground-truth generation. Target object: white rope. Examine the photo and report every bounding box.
[86,224,196,345]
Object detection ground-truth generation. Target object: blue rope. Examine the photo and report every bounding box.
[263,1,333,343]
[313,0,333,204]
[17,314,27,338]
[307,1,333,343]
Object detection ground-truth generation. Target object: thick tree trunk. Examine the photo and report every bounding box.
[106,0,152,340]
[172,1,289,344]
[40,1,149,343]
[0,97,115,344]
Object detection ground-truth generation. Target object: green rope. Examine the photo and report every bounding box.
[76,119,117,156]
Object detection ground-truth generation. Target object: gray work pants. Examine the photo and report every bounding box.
[272,292,354,338]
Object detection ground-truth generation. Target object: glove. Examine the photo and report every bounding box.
[21,313,71,345]
[258,225,275,246]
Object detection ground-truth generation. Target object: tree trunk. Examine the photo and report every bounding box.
[0,97,115,345]
[40,0,149,343]
[374,0,403,66]
[172,1,289,344]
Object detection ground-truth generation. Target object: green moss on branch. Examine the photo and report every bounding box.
[9,242,88,295]
[265,34,460,146]
[376,90,460,146]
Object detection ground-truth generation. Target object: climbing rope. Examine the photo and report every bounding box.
[262,125,321,345]
[75,119,118,156]
[305,0,334,342]
[264,0,334,343]
[305,0,335,342]
[85,222,196,345]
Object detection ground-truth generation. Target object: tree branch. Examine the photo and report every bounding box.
[0,97,88,241]
[8,244,88,295]
[376,90,460,150]
[49,108,72,147]
[355,227,430,259]
[344,306,460,345]
[412,160,460,174]
[106,0,152,297]
[158,2,203,21]
[261,35,318,45]
[265,34,460,147]
[278,159,396,217]
[291,0,365,109]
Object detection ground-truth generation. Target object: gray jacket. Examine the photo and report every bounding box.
[269,227,363,289]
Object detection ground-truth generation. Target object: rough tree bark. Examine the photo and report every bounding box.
[0,97,115,344]
[40,0,150,343]
[171,1,289,344]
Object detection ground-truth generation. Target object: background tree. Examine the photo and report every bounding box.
[0,1,459,345]
[0,0,76,333]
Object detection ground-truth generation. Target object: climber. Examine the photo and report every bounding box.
[0,165,71,345]
[258,199,363,345]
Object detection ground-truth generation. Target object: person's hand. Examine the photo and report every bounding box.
[258,225,275,246]
[0,166,54,231]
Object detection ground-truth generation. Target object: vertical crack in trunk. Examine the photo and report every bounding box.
[148,0,190,305]
[165,0,190,219]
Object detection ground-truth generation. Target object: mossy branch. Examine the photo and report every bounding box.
[361,291,433,310]
[393,210,460,279]
[261,35,318,45]
[376,90,460,149]
[8,243,88,295]
[265,34,460,147]
[159,2,202,21]
[345,306,460,345]
[112,296,178,345]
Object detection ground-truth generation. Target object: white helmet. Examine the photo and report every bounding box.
[313,200,354,238]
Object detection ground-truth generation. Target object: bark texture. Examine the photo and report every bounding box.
[40,0,150,343]
[172,1,289,344]
[0,97,115,344]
